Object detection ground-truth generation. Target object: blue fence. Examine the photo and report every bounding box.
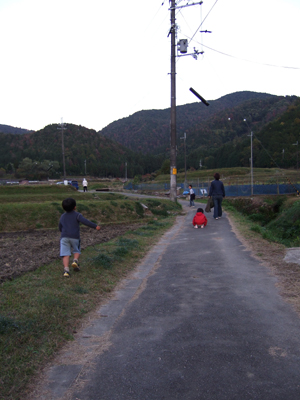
[124,182,300,197]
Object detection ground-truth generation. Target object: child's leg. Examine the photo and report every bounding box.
[60,238,72,276]
[63,256,70,271]
[70,239,81,271]
[71,253,80,271]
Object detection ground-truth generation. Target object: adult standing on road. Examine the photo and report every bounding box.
[83,178,88,192]
[208,172,225,220]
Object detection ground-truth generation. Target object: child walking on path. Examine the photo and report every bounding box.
[192,207,207,229]
[189,185,195,207]
[59,197,100,277]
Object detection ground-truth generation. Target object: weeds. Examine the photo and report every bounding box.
[224,195,300,247]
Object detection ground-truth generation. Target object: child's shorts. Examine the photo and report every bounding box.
[60,237,81,257]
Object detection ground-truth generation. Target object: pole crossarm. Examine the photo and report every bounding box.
[169,1,203,10]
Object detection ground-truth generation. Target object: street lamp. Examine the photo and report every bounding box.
[244,119,254,196]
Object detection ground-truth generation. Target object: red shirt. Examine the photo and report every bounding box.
[193,212,207,226]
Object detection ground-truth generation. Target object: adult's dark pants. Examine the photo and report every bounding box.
[213,195,223,219]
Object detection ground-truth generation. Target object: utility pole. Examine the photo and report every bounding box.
[250,130,253,195]
[84,159,87,175]
[170,0,177,201]
[58,118,67,181]
[293,141,298,171]
[180,132,187,188]
[244,119,253,196]
[168,1,204,201]
[125,162,127,181]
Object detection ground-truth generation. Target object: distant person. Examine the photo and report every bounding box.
[189,184,195,207]
[193,207,207,229]
[208,173,225,220]
[83,178,88,192]
[59,197,100,277]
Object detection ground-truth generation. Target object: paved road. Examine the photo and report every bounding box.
[38,202,300,400]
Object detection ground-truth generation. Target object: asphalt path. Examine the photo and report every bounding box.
[37,201,300,400]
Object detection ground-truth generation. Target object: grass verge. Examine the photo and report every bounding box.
[223,203,300,322]
[0,186,182,231]
[223,196,300,247]
[0,217,175,400]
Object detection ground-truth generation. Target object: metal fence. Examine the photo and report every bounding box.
[124,181,300,197]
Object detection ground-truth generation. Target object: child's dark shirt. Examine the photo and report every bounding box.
[59,210,97,239]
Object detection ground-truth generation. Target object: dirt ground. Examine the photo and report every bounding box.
[0,224,142,283]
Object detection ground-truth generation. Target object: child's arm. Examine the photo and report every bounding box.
[77,213,100,230]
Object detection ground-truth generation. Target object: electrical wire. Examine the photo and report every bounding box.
[190,0,219,42]
[194,42,300,70]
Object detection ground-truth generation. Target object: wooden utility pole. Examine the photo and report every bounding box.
[58,118,67,180]
[170,0,177,201]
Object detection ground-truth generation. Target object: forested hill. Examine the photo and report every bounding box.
[205,98,300,170]
[98,91,288,154]
[0,124,164,178]
[0,124,32,135]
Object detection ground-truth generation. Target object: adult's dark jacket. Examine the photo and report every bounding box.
[209,180,225,197]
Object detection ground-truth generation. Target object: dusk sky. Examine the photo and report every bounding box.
[0,0,299,131]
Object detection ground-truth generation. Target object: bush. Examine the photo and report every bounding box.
[135,202,144,217]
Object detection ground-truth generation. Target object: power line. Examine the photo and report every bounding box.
[189,0,219,42]
[194,42,300,70]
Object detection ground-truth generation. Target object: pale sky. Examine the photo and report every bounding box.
[0,0,299,132]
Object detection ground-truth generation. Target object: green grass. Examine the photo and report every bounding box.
[0,184,183,399]
[224,195,300,247]
[0,217,175,400]
[0,187,181,231]
[152,167,300,185]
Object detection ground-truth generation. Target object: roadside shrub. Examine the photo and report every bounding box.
[135,202,144,217]
[250,225,262,234]
[147,199,161,207]
[92,253,114,269]
[114,247,129,256]
[150,208,168,217]
[125,202,134,212]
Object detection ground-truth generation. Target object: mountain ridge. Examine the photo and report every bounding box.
[98,91,280,154]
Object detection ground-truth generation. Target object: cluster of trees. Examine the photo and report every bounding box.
[1,92,299,180]
[175,96,300,171]
[99,91,289,155]
[0,124,164,179]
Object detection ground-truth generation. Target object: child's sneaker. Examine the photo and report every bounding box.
[63,270,70,277]
[194,225,198,229]
[72,259,80,272]
[200,224,204,229]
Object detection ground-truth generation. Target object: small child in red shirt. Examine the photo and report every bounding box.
[192,207,207,229]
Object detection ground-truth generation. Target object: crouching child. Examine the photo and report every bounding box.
[192,207,207,229]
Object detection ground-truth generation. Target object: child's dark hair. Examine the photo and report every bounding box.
[197,208,204,213]
[62,198,76,212]
[214,172,220,180]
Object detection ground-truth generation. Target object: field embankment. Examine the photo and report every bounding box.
[0,184,182,400]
